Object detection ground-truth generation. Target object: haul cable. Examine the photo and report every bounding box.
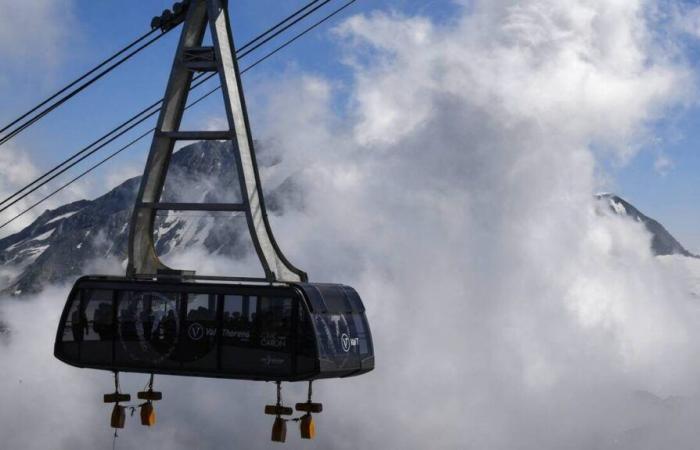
[0,0,358,231]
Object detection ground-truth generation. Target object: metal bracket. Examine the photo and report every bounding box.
[127,0,307,283]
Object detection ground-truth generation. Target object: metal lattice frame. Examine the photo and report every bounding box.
[127,0,307,283]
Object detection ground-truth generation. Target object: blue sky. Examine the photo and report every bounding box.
[0,0,698,252]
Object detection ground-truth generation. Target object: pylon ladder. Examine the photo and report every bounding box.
[127,0,307,283]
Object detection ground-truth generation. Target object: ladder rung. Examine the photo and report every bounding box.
[185,61,218,72]
[184,46,215,61]
[183,47,217,72]
[158,131,231,140]
[140,202,246,212]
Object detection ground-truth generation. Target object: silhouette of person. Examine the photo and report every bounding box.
[71,308,88,342]
[93,303,113,340]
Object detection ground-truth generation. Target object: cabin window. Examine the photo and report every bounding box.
[83,289,114,342]
[314,312,370,359]
[75,289,114,364]
[220,295,294,375]
[180,293,218,366]
[256,297,292,350]
[351,314,372,356]
[115,291,181,367]
[62,292,84,343]
[222,295,255,347]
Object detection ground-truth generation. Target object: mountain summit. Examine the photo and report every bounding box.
[595,193,696,258]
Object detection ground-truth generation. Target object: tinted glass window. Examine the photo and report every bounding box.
[180,293,218,365]
[220,295,294,376]
[314,312,370,366]
[62,291,84,343]
[222,295,255,347]
[257,297,292,350]
[84,289,114,341]
[116,291,181,366]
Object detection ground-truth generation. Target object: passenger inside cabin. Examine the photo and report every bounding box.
[71,309,88,342]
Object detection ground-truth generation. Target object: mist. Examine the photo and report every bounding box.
[3,0,700,448]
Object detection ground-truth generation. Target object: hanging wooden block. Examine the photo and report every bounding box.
[137,390,163,401]
[299,414,316,440]
[104,393,131,403]
[111,404,126,429]
[295,402,323,413]
[271,417,287,443]
[140,402,156,426]
[265,405,293,416]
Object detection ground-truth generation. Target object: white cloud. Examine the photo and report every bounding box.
[0,147,42,235]
[0,146,89,239]
[654,153,674,175]
[0,0,77,73]
[1,0,700,449]
[674,3,700,39]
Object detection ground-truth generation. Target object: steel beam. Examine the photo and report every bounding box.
[127,0,307,282]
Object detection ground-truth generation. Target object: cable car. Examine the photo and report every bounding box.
[54,275,374,381]
[51,0,374,441]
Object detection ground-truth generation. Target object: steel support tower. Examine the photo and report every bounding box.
[127,0,307,282]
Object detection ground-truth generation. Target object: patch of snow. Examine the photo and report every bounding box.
[45,210,78,225]
[76,243,82,249]
[609,198,626,215]
[32,229,55,241]
[14,245,51,264]
[5,239,26,252]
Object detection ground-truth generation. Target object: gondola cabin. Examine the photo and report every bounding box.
[55,276,374,381]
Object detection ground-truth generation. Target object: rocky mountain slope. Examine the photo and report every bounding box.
[0,141,298,296]
[596,193,696,258]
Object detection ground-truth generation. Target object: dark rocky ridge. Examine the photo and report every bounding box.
[0,141,298,296]
[596,193,697,258]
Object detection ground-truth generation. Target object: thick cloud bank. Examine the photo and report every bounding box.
[2,0,700,449]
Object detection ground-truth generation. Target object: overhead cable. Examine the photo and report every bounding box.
[0,0,328,147]
[0,28,161,140]
[0,30,171,148]
[236,0,334,59]
[0,0,341,213]
[0,73,215,216]
[0,0,358,231]
[236,0,325,53]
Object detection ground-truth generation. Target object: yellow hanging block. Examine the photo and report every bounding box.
[111,404,126,429]
[140,402,157,427]
[271,417,287,443]
[299,414,315,439]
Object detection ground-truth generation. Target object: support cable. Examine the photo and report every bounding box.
[0,0,359,231]
[241,0,356,73]
[0,72,215,215]
[0,0,339,212]
[0,28,160,139]
[0,0,330,148]
[0,30,172,148]
[0,81,220,231]
[235,0,334,59]
[236,0,324,53]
